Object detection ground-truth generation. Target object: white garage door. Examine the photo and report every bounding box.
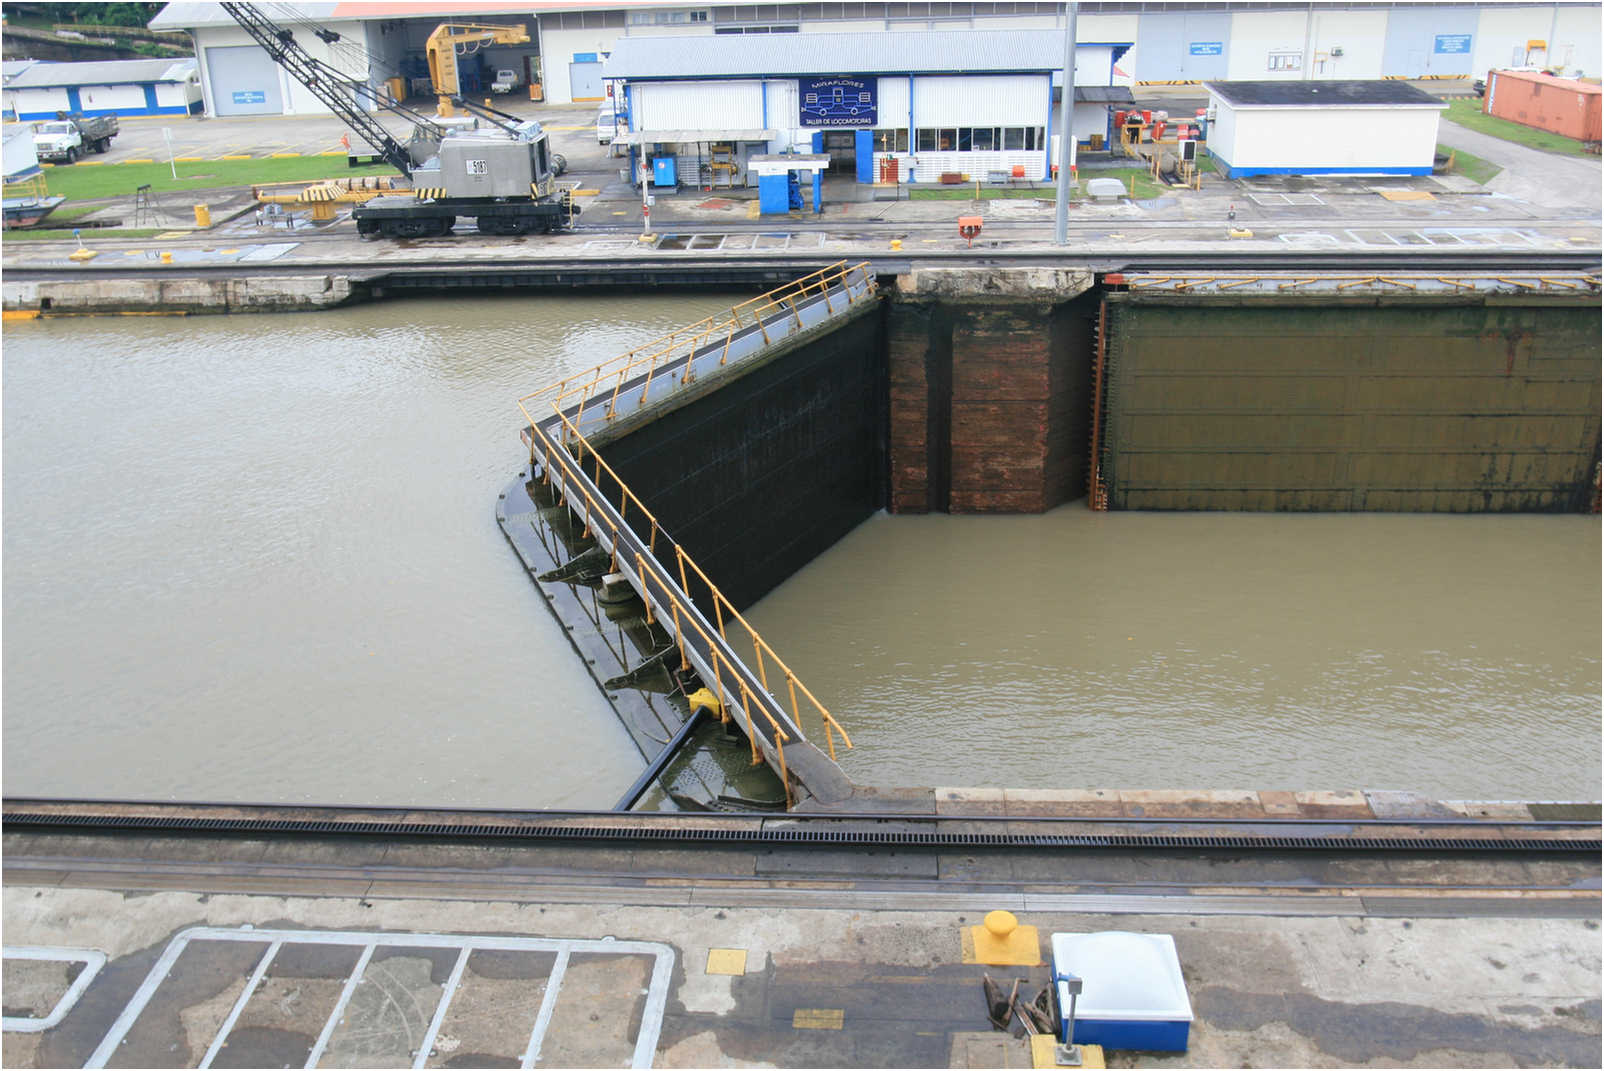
[207,45,284,116]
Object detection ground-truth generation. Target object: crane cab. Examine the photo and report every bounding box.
[436,129,556,199]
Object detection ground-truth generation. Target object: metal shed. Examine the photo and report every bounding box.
[1204,79,1446,178]
[5,59,201,120]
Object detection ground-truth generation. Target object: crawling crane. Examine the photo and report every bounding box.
[220,2,576,239]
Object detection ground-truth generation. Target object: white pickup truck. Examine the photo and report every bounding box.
[33,115,119,163]
[491,69,521,94]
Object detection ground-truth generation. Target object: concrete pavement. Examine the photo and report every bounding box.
[1437,118,1604,208]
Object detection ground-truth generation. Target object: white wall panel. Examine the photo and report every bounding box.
[78,84,146,111]
[155,80,201,108]
[13,88,72,117]
[1222,106,1441,171]
[1473,7,1548,80]
[912,74,1047,128]
[635,80,763,130]
[1552,5,1601,77]
[542,26,624,103]
[876,75,910,129]
[1307,9,1386,80]
[1227,10,1311,81]
[906,149,1046,183]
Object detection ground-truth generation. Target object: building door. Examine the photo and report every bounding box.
[570,59,603,101]
[822,130,855,174]
[206,45,284,116]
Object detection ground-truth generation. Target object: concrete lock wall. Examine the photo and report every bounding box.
[1099,296,1602,512]
[592,304,885,615]
[886,269,1099,514]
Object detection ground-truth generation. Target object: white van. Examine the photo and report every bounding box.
[596,106,627,145]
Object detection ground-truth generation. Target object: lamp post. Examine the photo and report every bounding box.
[1053,0,1078,245]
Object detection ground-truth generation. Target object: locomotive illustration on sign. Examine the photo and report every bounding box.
[800,76,877,126]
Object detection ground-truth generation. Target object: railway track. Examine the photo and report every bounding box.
[4,800,1598,917]
[4,247,1599,284]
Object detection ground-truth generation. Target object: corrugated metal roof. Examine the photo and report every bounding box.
[150,2,539,30]
[604,31,1066,79]
[7,59,198,89]
[1205,80,1444,107]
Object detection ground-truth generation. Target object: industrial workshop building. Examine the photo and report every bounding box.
[1203,79,1447,178]
[604,30,1131,187]
[145,2,1602,113]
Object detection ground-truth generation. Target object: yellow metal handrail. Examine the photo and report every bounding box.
[520,405,852,773]
[515,269,875,789]
[520,261,875,441]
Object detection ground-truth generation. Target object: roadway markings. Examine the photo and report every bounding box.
[84,926,675,1069]
[1,946,107,1033]
[1248,192,1324,207]
[792,1008,845,1029]
[706,948,747,975]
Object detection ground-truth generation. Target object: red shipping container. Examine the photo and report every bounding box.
[1483,69,1602,143]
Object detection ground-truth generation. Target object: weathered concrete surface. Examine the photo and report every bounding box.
[888,268,1097,514]
[898,267,1094,304]
[2,274,356,314]
[3,885,1598,1068]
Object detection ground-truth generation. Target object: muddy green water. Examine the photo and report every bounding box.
[749,509,1601,800]
[2,294,740,809]
[5,297,1599,806]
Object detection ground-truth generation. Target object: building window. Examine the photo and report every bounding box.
[713,23,799,33]
[1267,51,1302,71]
[873,128,909,151]
[629,8,712,25]
[915,126,1041,153]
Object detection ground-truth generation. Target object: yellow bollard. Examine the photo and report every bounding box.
[193,204,212,228]
[160,251,173,263]
[890,238,902,251]
[965,909,1042,966]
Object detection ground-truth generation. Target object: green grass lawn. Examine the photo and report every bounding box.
[1442,97,1596,157]
[5,227,171,241]
[910,185,1054,201]
[35,156,397,201]
[1436,143,1503,184]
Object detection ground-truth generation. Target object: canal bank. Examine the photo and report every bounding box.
[2,800,1599,1070]
[4,262,1600,812]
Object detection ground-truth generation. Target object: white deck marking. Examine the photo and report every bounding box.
[520,948,569,1068]
[305,942,374,1068]
[197,939,281,1068]
[85,927,675,1069]
[412,946,471,1069]
[0,946,107,1033]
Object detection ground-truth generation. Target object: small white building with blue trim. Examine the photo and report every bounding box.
[1203,80,1446,179]
[5,59,202,121]
[603,29,1124,193]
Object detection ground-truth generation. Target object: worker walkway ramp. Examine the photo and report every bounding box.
[537,261,877,442]
[515,262,876,810]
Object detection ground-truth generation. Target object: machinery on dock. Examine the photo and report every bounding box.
[220,2,577,239]
[424,22,528,115]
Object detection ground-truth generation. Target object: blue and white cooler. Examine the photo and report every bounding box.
[1050,931,1193,1052]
